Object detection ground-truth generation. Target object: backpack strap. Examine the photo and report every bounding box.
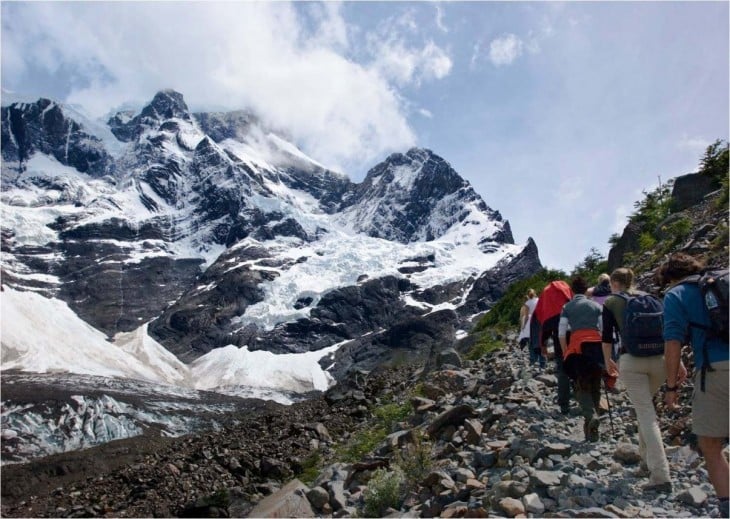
[674,275,715,391]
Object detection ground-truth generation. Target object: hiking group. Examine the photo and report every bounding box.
[519,252,728,515]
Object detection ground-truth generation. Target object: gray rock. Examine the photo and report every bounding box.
[463,419,483,445]
[326,480,347,511]
[530,470,563,488]
[537,442,572,458]
[522,492,545,514]
[473,450,497,469]
[305,486,330,510]
[613,443,641,465]
[498,497,525,517]
[427,405,478,439]
[678,486,708,507]
[248,479,314,518]
[438,348,463,368]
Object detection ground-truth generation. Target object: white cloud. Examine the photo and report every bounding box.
[366,12,453,87]
[488,34,524,66]
[418,108,433,118]
[1,2,424,174]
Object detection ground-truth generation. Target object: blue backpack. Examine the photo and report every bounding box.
[616,292,665,356]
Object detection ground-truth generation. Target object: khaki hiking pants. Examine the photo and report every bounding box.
[618,353,671,485]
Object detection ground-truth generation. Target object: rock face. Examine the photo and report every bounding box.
[1,98,112,177]
[1,90,542,375]
[338,147,514,248]
[607,171,727,275]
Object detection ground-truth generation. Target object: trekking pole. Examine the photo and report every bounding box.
[603,376,615,436]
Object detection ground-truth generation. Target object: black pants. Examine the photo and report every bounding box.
[564,342,603,420]
[542,316,571,409]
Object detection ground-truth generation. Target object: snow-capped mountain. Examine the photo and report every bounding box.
[1,89,541,395]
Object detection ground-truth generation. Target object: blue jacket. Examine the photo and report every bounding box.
[663,282,729,369]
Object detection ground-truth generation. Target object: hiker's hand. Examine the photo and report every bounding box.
[664,389,679,410]
[605,358,618,377]
[677,362,688,385]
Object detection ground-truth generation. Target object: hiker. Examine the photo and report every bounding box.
[658,253,729,516]
[533,280,574,414]
[518,289,543,368]
[602,267,683,492]
[559,276,604,441]
[589,273,612,305]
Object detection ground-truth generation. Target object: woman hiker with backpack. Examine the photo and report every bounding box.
[601,267,687,493]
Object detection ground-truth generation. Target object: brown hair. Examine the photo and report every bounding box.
[656,253,705,286]
[571,276,588,295]
[610,268,634,290]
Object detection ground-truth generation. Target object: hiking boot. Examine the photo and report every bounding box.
[642,481,672,494]
[584,417,600,442]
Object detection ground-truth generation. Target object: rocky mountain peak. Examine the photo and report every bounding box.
[108,89,192,142]
[140,89,191,122]
[339,147,509,245]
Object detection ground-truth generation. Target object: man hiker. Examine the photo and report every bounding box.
[533,279,574,414]
[559,276,605,441]
[658,253,729,517]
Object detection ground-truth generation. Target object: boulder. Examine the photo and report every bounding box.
[247,479,314,518]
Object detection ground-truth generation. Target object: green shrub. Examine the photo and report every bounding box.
[638,232,657,251]
[465,335,504,361]
[297,452,321,486]
[665,217,692,243]
[373,402,412,432]
[337,401,412,463]
[394,430,433,489]
[363,467,405,517]
[338,427,387,463]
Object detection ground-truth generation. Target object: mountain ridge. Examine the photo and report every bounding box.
[1,89,541,387]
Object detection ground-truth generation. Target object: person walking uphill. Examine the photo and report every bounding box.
[533,280,574,414]
[559,276,604,441]
[658,253,729,517]
[518,289,543,369]
[601,267,685,493]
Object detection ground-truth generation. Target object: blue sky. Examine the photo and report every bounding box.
[2,1,728,271]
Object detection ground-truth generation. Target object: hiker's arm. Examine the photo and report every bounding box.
[602,342,618,376]
[601,304,618,374]
[519,304,528,328]
[558,314,569,353]
[663,291,689,409]
[663,339,683,409]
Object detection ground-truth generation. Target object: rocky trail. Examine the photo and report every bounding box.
[1,334,724,518]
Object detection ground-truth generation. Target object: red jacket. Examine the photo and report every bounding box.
[533,281,573,323]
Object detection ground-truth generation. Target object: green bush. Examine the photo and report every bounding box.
[373,402,412,431]
[465,335,504,361]
[297,452,321,486]
[665,217,692,243]
[363,467,405,517]
[394,430,433,488]
[638,231,657,251]
[337,401,412,463]
[338,427,387,463]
